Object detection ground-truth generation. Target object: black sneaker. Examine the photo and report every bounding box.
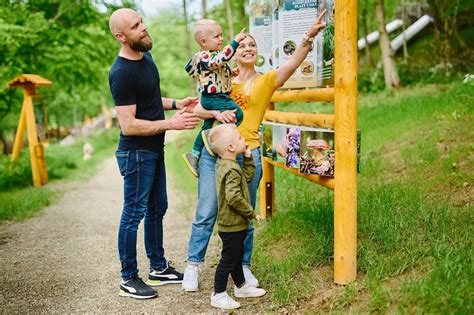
[119,276,157,299]
[148,261,184,286]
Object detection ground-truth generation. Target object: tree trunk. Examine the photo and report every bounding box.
[0,130,7,155]
[182,0,195,92]
[224,0,234,39]
[375,0,400,89]
[400,0,409,62]
[201,0,207,19]
[182,0,191,58]
[362,2,375,69]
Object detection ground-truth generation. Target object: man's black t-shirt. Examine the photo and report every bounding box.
[109,52,165,151]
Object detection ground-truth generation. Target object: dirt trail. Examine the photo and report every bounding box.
[0,133,271,313]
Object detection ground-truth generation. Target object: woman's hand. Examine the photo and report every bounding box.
[306,9,327,38]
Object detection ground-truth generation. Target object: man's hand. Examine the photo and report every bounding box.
[178,96,199,112]
[307,9,327,38]
[214,109,237,124]
[255,215,262,223]
[234,27,246,43]
[244,144,251,158]
[169,109,199,130]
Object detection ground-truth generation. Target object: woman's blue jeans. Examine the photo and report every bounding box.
[187,147,262,266]
[116,149,168,280]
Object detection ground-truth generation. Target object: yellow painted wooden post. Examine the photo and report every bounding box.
[9,74,52,187]
[11,103,27,163]
[23,86,43,187]
[260,102,275,218]
[334,0,358,284]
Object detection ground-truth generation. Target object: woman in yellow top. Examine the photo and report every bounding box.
[182,11,327,293]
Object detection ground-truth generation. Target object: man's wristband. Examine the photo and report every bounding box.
[172,99,177,110]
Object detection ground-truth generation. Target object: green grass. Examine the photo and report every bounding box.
[0,128,119,220]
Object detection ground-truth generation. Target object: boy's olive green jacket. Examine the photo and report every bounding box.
[215,156,256,232]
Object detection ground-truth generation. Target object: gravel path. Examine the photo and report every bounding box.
[0,135,271,313]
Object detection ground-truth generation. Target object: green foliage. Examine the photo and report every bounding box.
[0,187,59,221]
[0,1,129,144]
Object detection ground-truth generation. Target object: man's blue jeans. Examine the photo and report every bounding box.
[116,149,168,280]
[187,147,262,267]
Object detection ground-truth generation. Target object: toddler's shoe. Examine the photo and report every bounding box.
[182,152,199,177]
[201,129,216,157]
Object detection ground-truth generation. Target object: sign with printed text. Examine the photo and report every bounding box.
[249,0,335,89]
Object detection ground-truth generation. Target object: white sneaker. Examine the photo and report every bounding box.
[243,266,259,287]
[234,282,266,298]
[210,291,241,310]
[181,264,199,292]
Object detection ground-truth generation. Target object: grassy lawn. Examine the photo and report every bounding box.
[0,128,119,221]
[166,81,473,313]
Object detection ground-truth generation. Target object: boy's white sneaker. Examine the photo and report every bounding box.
[182,264,199,292]
[234,282,266,298]
[210,291,241,310]
[243,266,259,287]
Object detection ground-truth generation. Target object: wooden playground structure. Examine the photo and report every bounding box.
[9,74,52,188]
[260,1,358,285]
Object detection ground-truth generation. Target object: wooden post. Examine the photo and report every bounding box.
[334,0,358,284]
[22,86,43,187]
[260,102,275,218]
[11,103,27,163]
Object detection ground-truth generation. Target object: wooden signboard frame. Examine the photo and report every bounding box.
[259,0,358,284]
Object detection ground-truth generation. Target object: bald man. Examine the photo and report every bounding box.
[108,8,199,299]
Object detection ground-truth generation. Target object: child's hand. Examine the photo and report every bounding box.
[244,144,251,158]
[231,67,240,77]
[255,215,262,222]
[234,27,246,43]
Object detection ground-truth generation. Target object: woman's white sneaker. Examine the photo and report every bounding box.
[210,291,241,309]
[243,266,259,287]
[181,264,199,292]
[234,282,266,298]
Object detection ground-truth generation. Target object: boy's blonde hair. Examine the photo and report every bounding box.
[194,19,219,45]
[209,124,237,156]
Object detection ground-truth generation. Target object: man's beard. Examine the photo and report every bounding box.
[128,37,153,52]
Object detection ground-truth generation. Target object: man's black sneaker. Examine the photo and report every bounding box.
[148,261,184,286]
[119,276,157,299]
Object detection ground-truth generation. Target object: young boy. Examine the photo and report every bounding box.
[182,19,246,177]
[207,124,266,310]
